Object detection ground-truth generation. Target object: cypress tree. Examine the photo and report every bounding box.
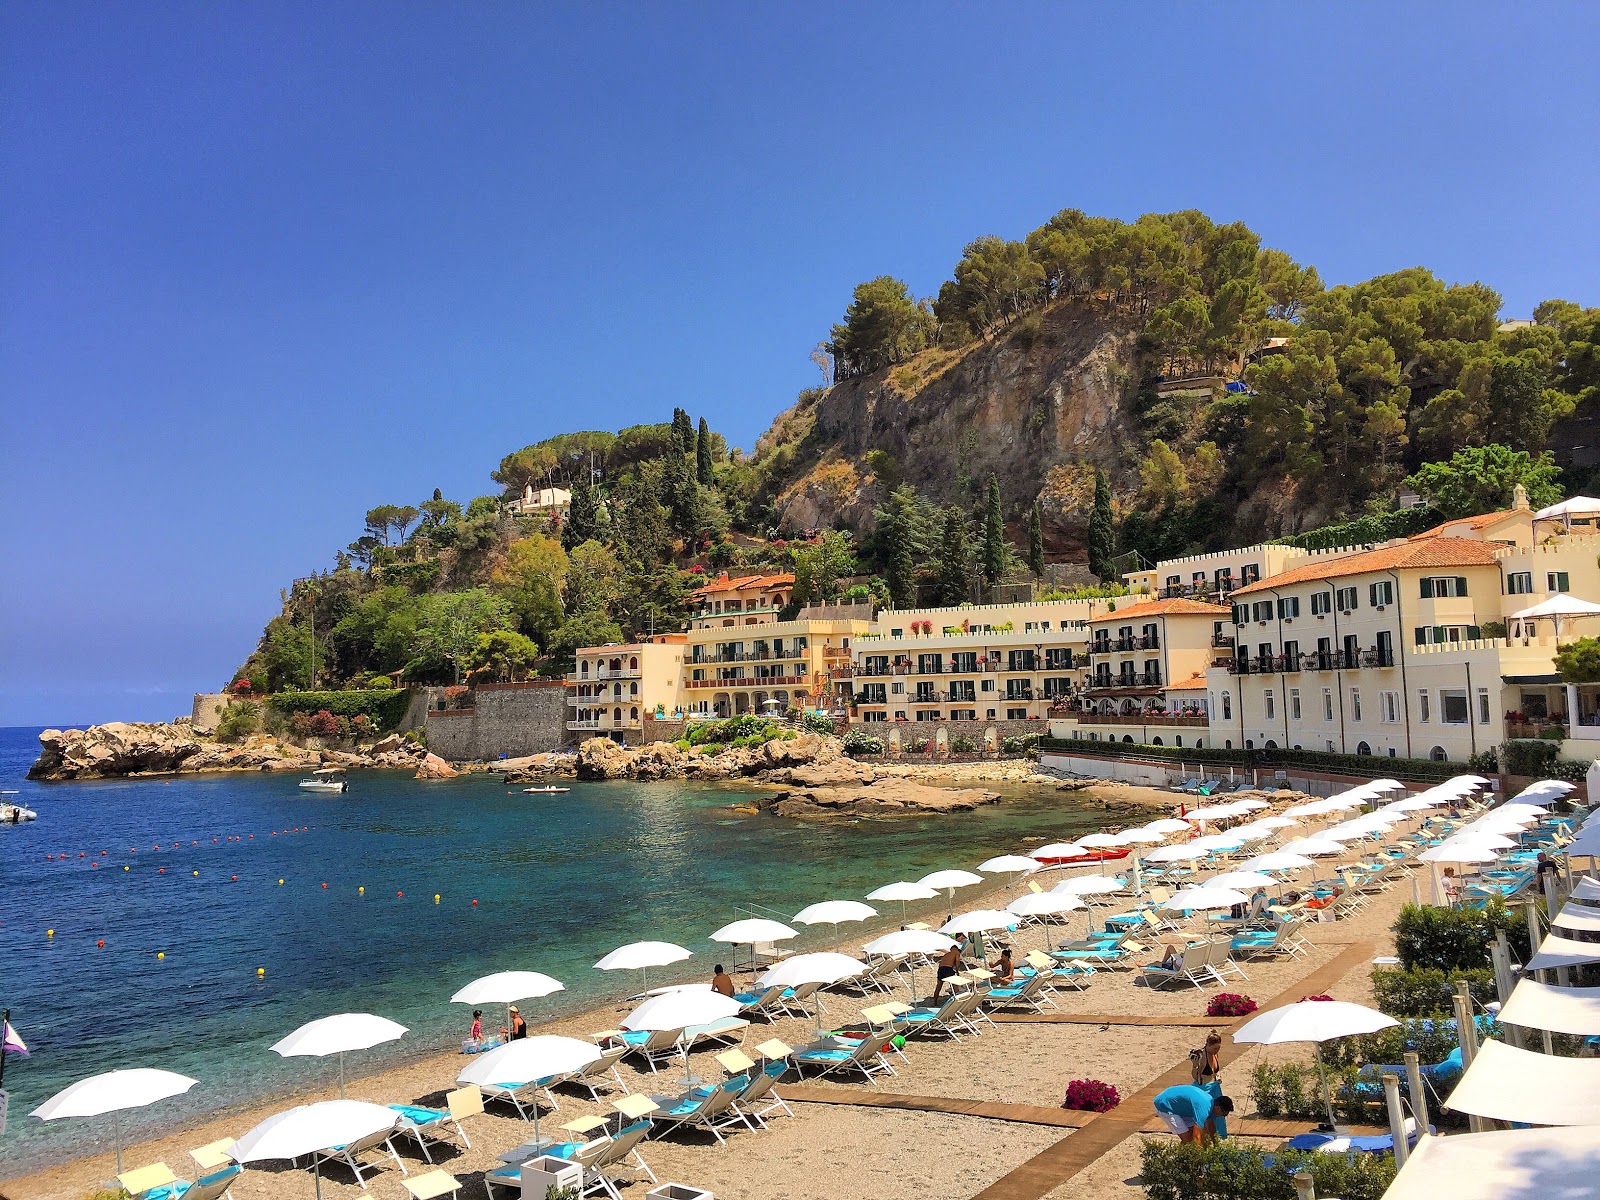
[982,473,1006,587]
[1028,499,1045,577]
[885,489,918,607]
[934,506,972,606]
[696,417,714,486]
[1088,467,1115,581]
[671,407,694,457]
[563,466,598,550]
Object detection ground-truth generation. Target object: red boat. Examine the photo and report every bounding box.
[1032,847,1132,867]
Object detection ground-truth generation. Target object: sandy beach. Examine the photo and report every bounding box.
[1,790,1415,1200]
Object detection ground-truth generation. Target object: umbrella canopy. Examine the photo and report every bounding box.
[1418,842,1503,864]
[1006,892,1086,917]
[1247,815,1300,830]
[450,971,564,1006]
[1240,852,1316,872]
[792,900,877,927]
[1027,843,1086,860]
[1207,871,1277,891]
[710,918,798,945]
[1145,844,1206,863]
[1143,818,1193,835]
[862,929,956,957]
[940,909,1017,936]
[1573,876,1600,903]
[1277,836,1345,856]
[866,881,939,902]
[1163,886,1248,912]
[1234,1000,1398,1045]
[32,1068,199,1173]
[1514,780,1574,802]
[977,854,1042,874]
[758,952,865,989]
[1114,826,1168,844]
[231,1100,397,1162]
[1509,593,1600,621]
[1534,495,1600,522]
[1382,1126,1600,1200]
[271,1014,406,1059]
[1446,1038,1600,1126]
[1072,833,1124,849]
[1383,796,1443,813]
[1188,833,1245,852]
[917,869,985,890]
[623,990,740,1033]
[1230,799,1271,812]
[594,941,691,972]
[1526,930,1600,972]
[456,1035,600,1087]
[1497,978,1600,1037]
[1050,874,1125,896]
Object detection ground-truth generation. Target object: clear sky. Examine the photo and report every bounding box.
[3,3,1597,727]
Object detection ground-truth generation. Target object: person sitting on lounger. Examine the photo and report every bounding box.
[1151,941,1184,972]
[507,1005,527,1040]
[1153,1084,1233,1145]
[993,947,1015,985]
[932,939,965,1003]
[711,964,735,997]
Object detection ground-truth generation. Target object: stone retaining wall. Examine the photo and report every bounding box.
[868,717,1045,755]
[424,682,569,761]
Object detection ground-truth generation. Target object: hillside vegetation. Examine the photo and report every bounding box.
[234,206,1598,691]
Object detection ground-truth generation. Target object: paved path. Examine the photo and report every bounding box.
[990,1013,1225,1027]
[968,937,1377,1200]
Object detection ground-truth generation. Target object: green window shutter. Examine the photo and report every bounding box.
[1468,625,1482,640]
[1432,626,1445,643]
[1420,578,1434,598]
[1414,626,1426,645]
[1455,576,1468,596]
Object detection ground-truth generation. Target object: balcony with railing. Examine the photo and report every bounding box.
[1360,648,1397,668]
[567,717,643,732]
[1073,711,1209,728]
[683,673,807,690]
[1212,633,1236,650]
[567,667,642,682]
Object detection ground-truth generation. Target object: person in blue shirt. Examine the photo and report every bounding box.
[1153,1084,1234,1144]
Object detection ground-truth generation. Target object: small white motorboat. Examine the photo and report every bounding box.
[522,785,572,794]
[2,791,36,823]
[298,768,349,794]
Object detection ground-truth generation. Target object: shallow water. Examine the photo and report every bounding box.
[0,726,1115,1170]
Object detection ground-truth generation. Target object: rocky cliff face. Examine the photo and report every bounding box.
[29,723,427,781]
[768,301,1141,559]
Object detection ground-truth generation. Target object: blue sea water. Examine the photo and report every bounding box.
[0,726,1114,1173]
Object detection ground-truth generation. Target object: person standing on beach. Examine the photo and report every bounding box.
[1190,1032,1227,1137]
[1153,1084,1232,1145]
[932,938,964,1003]
[470,1010,484,1044]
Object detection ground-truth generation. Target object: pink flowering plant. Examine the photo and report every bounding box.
[1061,1078,1120,1112]
[1206,992,1258,1018]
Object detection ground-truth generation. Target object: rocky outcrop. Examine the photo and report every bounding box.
[28,723,427,781]
[499,753,579,784]
[574,733,844,782]
[413,753,460,780]
[760,778,1002,821]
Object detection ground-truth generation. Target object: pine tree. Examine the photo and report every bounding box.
[982,473,1006,587]
[1088,467,1115,581]
[883,489,918,607]
[671,408,694,457]
[563,463,599,550]
[934,506,972,606]
[1028,499,1045,577]
[695,417,714,486]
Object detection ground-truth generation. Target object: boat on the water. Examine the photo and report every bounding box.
[2,791,36,823]
[298,768,349,794]
[522,786,572,794]
[1032,846,1130,866]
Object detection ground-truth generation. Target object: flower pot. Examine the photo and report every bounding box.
[646,1187,715,1200]
[521,1155,583,1198]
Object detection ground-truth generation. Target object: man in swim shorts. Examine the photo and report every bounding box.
[1152,1083,1233,1145]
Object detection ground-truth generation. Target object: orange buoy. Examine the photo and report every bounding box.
[396,890,404,898]
[472,899,478,906]
[97,939,105,947]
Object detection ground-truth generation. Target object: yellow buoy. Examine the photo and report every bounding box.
[358,886,365,895]
[278,879,284,885]
[257,967,265,977]
[434,894,441,904]
[157,951,165,960]
[124,865,130,871]
[46,928,54,938]
[192,870,199,877]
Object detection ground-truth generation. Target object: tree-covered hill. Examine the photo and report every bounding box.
[233,206,1598,691]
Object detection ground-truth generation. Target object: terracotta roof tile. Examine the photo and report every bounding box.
[1231,538,1500,597]
[1091,597,1231,622]
[689,572,794,598]
[1409,509,1524,540]
[1166,672,1208,691]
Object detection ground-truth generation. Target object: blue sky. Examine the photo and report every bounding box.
[3,3,1597,727]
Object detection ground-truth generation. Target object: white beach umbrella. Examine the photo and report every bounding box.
[710,918,799,976]
[230,1099,398,1200]
[1208,871,1277,891]
[1365,778,1404,792]
[452,970,563,1050]
[1144,818,1193,835]
[1241,852,1316,873]
[1028,842,1087,861]
[456,1035,600,1142]
[1278,837,1345,857]
[792,900,877,946]
[940,909,1018,936]
[270,1013,407,1099]
[866,880,939,922]
[1164,886,1248,912]
[759,952,867,1029]
[978,854,1042,874]
[1185,804,1244,822]
[624,989,740,1033]
[32,1068,199,1173]
[1225,823,1277,843]
[1006,892,1087,948]
[1051,874,1125,896]
[1115,826,1169,844]
[1384,796,1444,813]
[1230,799,1271,812]
[918,869,986,906]
[594,941,692,993]
[1189,833,1246,852]
[1145,844,1206,863]
[1439,831,1518,851]
[1419,841,1503,866]
[1249,815,1300,830]
[863,928,956,1001]
[1234,1000,1399,1129]
[1073,833,1125,849]
[1320,824,1380,843]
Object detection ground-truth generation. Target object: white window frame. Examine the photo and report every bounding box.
[1547,571,1571,592]
[1351,688,1362,721]
[1506,571,1533,595]
[1264,688,1276,720]
[1380,690,1400,724]
[1477,688,1491,725]
[1417,689,1430,723]
[1440,688,1469,725]
[1311,591,1332,616]
[1289,688,1301,720]
[1336,586,1359,612]
[1322,688,1334,721]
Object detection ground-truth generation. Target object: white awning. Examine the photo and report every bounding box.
[1554,904,1600,934]
[1571,876,1600,903]
[1382,1126,1600,1200]
[1508,594,1600,620]
[1528,930,1600,972]
[1534,495,1600,521]
[1446,1039,1600,1125]
[1498,978,1600,1036]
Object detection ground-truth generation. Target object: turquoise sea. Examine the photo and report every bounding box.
[0,726,1115,1174]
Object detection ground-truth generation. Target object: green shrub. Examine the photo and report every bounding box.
[798,710,836,736]
[1554,757,1595,781]
[1392,900,1527,972]
[1275,505,1441,552]
[841,728,885,757]
[1503,738,1558,776]
[1249,1061,1282,1118]
[1138,1138,1396,1200]
[268,689,411,732]
[1001,733,1040,754]
[215,699,260,743]
[685,715,780,746]
[1371,966,1497,1017]
[1323,1016,1476,1071]
[950,734,978,753]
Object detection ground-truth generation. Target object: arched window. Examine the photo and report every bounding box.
[1123,735,1134,743]
[1152,737,1164,746]
[1356,741,1372,755]
[1430,745,1448,761]
[1224,740,1232,749]
[1245,739,1254,749]
[1264,739,1278,750]
[1175,736,1184,747]
[630,656,638,670]
[630,706,639,721]
[580,661,589,677]
[630,682,639,696]
[1195,739,1204,749]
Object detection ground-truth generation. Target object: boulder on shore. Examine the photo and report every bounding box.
[414,753,460,780]
[760,777,1001,820]
[574,732,844,782]
[499,753,579,784]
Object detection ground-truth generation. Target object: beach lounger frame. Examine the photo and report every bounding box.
[312,1125,408,1190]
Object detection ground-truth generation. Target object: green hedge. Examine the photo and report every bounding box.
[1138,1139,1394,1200]
[1393,900,1527,972]
[267,689,411,732]
[1504,738,1558,776]
[1275,506,1441,552]
[1371,966,1498,1017]
[1037,737,1460,782]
